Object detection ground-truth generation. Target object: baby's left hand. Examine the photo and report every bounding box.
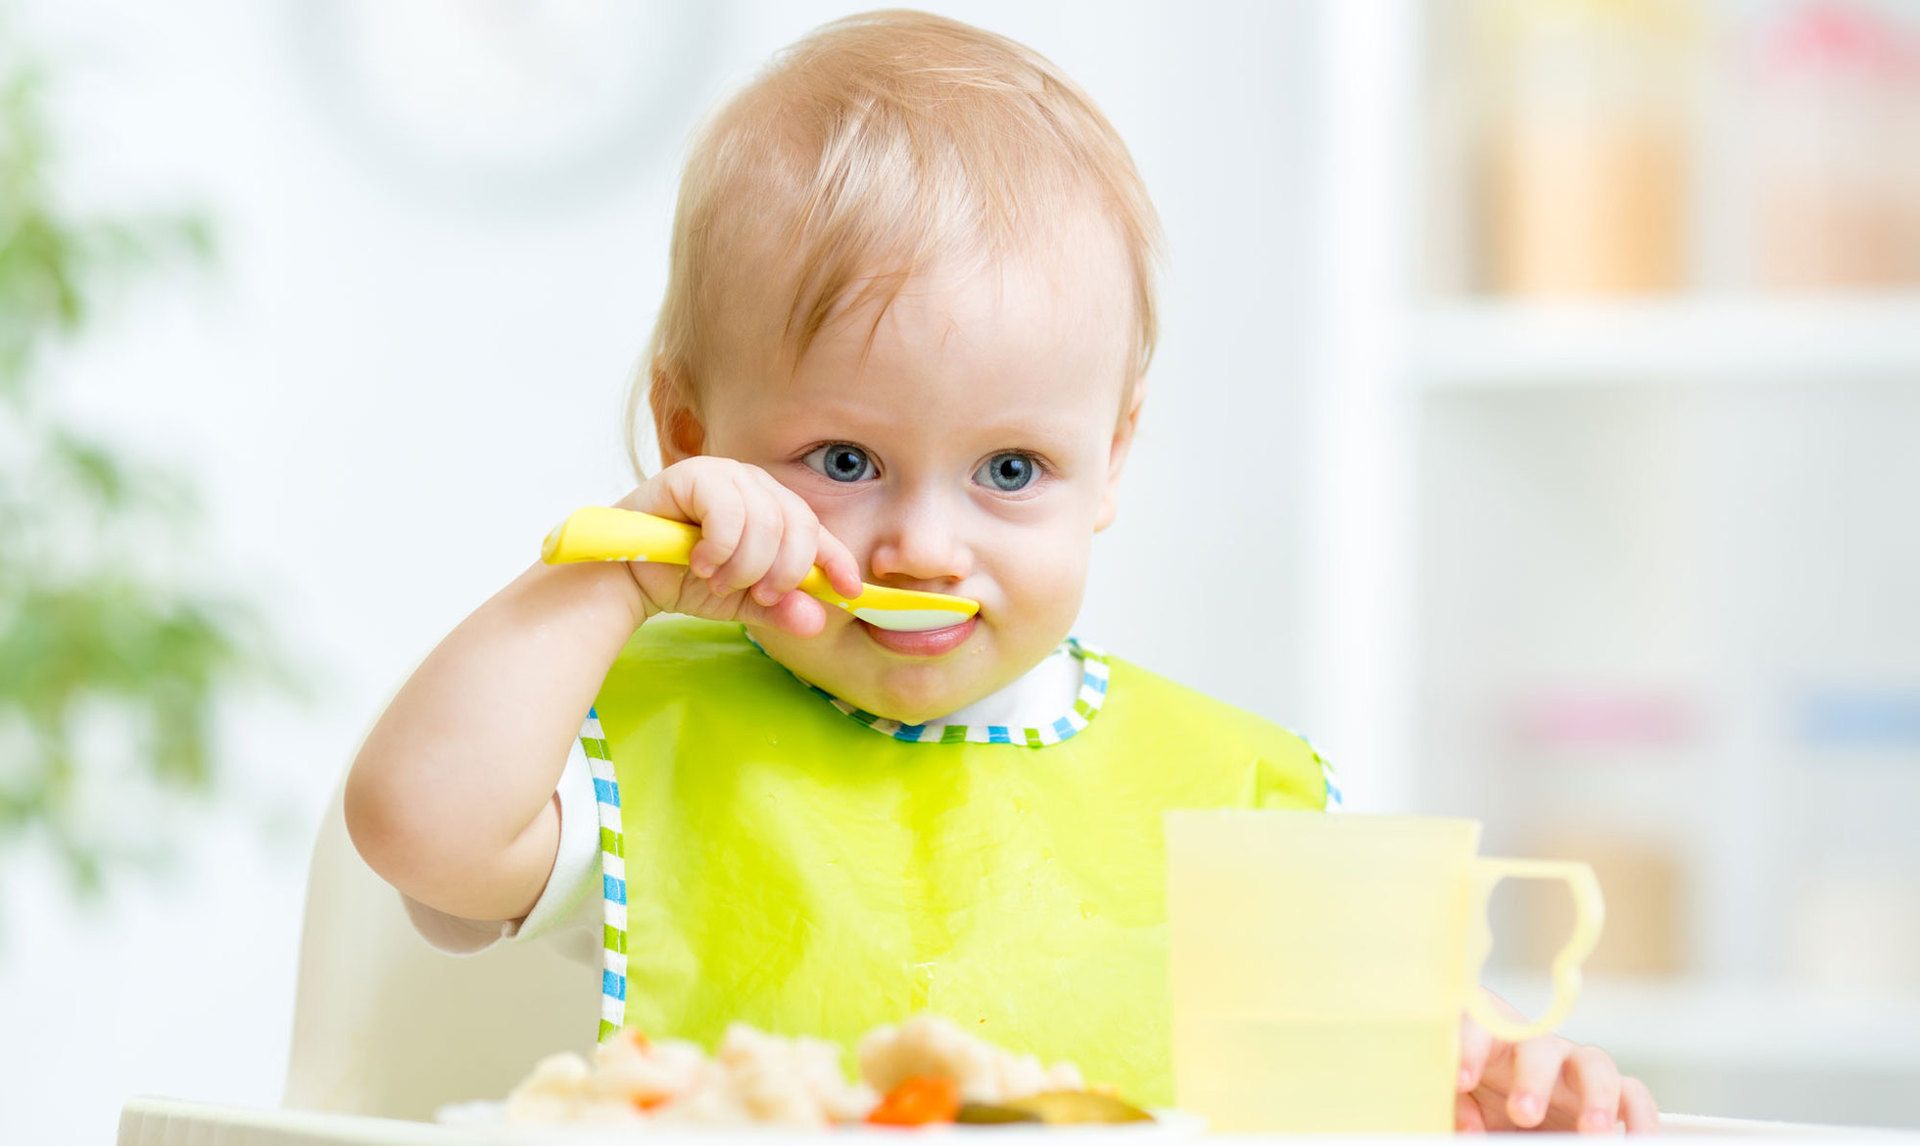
[1457,993,1658,1134]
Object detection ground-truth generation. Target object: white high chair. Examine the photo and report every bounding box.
[280,781,598,1120]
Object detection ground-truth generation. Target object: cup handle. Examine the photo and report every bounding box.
[1463,858,1605,1043]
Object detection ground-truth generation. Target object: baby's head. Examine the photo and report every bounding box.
[632,9,1162,722]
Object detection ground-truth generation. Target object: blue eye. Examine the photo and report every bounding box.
[976,452,1038,492]
[803,443,877,483]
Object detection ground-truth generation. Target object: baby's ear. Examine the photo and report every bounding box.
[1094,375,1147,533]
[649,358,706,463]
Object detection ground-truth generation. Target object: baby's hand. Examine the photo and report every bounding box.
[1457,992,1658,1134]
[612,457,864,637]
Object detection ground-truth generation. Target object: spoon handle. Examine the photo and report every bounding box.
[541,506,700,567]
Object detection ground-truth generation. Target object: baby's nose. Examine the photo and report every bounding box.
[867,502,973,586]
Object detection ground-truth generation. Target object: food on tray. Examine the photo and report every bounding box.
[955,1101,1043,1125]
[493,1013,1152,1129]
[506,1024,873,1128]
[859,1012,1084,1103]
[866,1075,962,1126]
[975,1082,1152,1121]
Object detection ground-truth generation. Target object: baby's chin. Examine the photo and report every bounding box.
[811,661,997,725]
[754,630,1006,724]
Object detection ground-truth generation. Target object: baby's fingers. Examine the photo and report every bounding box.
[704,474,783,594]
[1619,1076,1659,1135]
[1564,1046,1621,1134]
[751,480,826,607]
[677,485,745,582]
[813,526,865,600]
[1455,1092,1490,1135]
[1504,1037,1568,1129]
[1459,1015,1495,1094]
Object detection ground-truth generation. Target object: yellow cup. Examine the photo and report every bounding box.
[1165,810,1603,1133]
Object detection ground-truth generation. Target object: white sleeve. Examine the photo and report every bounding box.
[399,733,604,966]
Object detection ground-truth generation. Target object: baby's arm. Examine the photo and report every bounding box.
[344,457,863,924]
[345,559,644,922]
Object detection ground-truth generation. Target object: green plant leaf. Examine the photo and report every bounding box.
[0,32,300,920]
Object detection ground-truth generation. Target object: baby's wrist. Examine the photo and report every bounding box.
[528,555,652,633]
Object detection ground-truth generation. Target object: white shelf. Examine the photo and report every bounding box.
[1489,975,1920,1074]
[1412,295,1920,389]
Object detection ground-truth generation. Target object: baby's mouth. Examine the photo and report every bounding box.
[855,615,978,657]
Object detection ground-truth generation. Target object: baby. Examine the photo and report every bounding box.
[345,10,1652,1132]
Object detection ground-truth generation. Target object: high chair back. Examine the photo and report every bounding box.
[281,781,597,1120]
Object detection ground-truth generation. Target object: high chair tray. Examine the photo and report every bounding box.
[117,1096,1910,1144]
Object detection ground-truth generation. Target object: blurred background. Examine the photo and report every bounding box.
[3,0,1918,1139]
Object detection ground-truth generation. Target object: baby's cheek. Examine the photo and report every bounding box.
[994,549,1090,637]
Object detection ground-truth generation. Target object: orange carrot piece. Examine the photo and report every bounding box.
[867,1076,962,1126]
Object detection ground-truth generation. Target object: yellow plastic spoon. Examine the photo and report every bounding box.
[540,506,979,633]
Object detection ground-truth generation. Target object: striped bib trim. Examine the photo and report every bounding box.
[744,632,1112,748]
[575,709,627,1042]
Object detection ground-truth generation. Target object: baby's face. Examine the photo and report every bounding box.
[686,217,1140,722]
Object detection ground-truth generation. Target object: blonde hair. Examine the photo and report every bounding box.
[628,8,1163,475]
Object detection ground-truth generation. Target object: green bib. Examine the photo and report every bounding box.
[579,616,1327,1104]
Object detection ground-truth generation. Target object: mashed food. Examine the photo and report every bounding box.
[497,1014,1126,1129]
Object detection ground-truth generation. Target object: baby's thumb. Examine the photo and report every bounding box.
[745,586,832,638]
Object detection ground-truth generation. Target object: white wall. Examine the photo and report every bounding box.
[0,2,1326,1140]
